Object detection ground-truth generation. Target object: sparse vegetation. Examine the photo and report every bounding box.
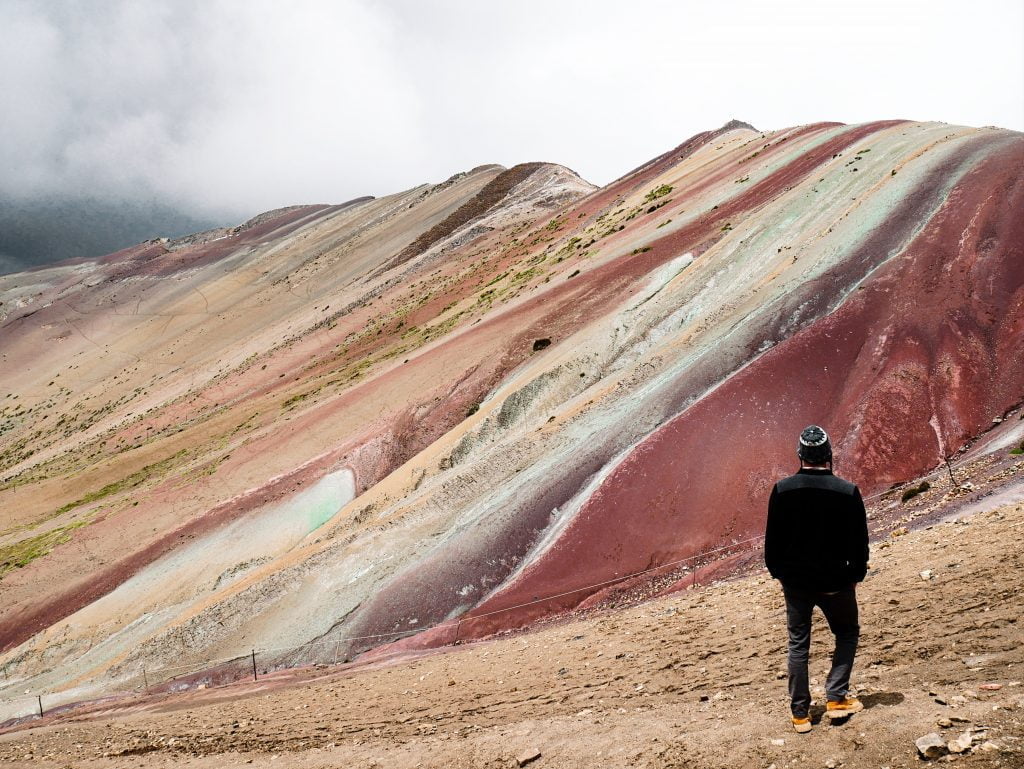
[53,450,189,515]
[901,480,931,503]
[643,185,673,203]
[485,271,511,287]
[282,391,310,408]
[0,519,89,580]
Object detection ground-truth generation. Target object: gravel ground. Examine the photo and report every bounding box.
[1,469,1022,768]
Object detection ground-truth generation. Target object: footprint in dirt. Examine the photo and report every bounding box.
[861,692,905,709]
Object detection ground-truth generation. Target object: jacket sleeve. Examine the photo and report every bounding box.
[849,486,869,582]
[764,484,780,579]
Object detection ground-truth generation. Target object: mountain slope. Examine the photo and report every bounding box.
[0,119,1021,717]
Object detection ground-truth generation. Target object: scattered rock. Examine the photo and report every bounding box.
[770,738,785,747]
[947,732,973,754]
[920,569,934,580]
[517,748,542,766]
[936,717,953,728]
[979,683,1003,691]
[824,759,837,768]
[915,732,946,759]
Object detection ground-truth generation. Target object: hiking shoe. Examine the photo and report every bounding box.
[825,697,864,719]
[792,715,812,733]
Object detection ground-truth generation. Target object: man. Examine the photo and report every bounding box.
[764,425,869,733]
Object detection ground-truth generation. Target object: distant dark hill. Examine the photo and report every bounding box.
[0,196,228,275]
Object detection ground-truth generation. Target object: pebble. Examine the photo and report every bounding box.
[517,748,542,766]
[770,738,785,746]
[920,569,934,580]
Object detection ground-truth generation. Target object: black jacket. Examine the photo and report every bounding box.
[764,468,869,592]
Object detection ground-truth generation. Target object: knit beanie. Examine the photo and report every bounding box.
[797,425,832,465]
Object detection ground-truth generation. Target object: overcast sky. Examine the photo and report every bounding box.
[1,0,1022,268]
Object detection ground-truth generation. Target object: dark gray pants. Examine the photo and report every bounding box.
[782,583,859,717]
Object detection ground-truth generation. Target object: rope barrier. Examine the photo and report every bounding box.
[0,532,763,718]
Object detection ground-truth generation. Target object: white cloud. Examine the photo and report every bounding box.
[0,0,1021,225]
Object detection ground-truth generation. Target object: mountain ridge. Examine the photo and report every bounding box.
[0,118,1021,719]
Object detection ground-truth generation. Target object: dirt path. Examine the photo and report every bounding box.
[1,499,1022,768]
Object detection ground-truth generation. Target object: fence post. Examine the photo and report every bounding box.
[251,649,258,682]
[945,456,959,488]
[37,695,43,718]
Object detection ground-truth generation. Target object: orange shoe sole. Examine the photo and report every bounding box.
[825,700,864,720]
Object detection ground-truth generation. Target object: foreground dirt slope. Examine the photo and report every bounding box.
[2,488,1021,768]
